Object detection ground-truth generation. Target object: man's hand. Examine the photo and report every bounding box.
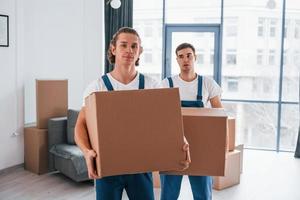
[180,136,191,171]
[84,149,100,179]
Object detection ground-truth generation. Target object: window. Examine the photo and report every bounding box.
[196,49,205,65]
[227,77,238,92]
[295,20,300,39]
[258,18,265,37]
[226,17,238,37]
[144,25,153,37]
[226,49,237,65]
[257,49,264,65]
[270,18,277,37]
[284,19,289,38]
[143,49,153,63]
[210,49,214,65]
[294,50,300,65]
[263,79,272,93]
[269,49,276,65]
[283,50,288,65]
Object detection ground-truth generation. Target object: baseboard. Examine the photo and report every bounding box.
[0,163,24,175]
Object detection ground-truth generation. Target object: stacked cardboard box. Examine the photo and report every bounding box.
[24,126,48,174]
[24,80,68,174]
[153,108,229,188]
[213,117,244,190]
[164,108,228,176]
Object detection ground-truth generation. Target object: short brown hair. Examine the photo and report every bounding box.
[107,27,142,66]
[175,43,196,56]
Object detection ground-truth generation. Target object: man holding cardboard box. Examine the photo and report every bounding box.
[160,43,223,200]
[75,27,190,200]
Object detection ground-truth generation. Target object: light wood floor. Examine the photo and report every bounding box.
[1,150,299,200]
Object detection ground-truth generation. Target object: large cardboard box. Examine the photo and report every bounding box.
[85,88,186,178]
[213,150,241,190]
[164,108,228,176]
[36,79,68,129]
[228,117,236,151]
[24,126,48,174]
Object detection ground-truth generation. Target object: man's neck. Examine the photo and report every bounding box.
[179,70,197,82]
[110,64,137,84]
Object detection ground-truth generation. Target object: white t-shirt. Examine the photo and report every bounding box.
[82,72,159,106]
[161,75,222,108]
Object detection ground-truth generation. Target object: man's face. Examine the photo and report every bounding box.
[111,33,143,66]
[176,47,196,72]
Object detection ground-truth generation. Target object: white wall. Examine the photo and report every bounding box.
[0,0,104,170]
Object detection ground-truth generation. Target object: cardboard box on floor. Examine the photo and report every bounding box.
[163,108,228,176]
[213,150,241,190]
[85,88,186,178]
[36,80,68,129]
[24,126,48,174]
[228,117,236,151]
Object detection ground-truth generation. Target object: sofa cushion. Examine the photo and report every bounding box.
[49,144,87,175]
[67,109,79,144]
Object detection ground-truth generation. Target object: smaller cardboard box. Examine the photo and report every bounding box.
[36,79,68,129]
[213,150,241,190]
[24,126,48,174]
[153,171,161,188]
[85,88,185,178]
[163,108,228,176]
[228,117,236,151]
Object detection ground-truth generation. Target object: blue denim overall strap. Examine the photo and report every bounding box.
[101,73,145,91]
[167,77,174,88]
[167,75,204,108]
[138,73,145,89]
[101,74,114,91]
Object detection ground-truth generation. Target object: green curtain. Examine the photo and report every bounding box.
[105,0,133,73]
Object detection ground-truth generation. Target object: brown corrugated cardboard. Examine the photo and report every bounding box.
[235,144,244,173]
[85,88,185,178]
[153,171,161,188]
[228,117,236,151]
[164,108,228,176]
[36,80,68,129]
[213,150,241,190]
[24,126,48,174]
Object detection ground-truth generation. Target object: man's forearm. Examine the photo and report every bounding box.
[75,109,92,154]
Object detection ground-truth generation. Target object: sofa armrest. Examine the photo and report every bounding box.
[48,117,67,171]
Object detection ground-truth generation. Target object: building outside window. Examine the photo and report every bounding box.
[210,49,214,65]
[143,49,153,63]
[258,18,265,37]
[144,24,153,37]
[257,49,264,65]
[270,18,277,37]
[226,49,237,65]
[226,17,238,37]
[269,49,276,65]
[283,50,288,65]
[295,20,300,39]
[196,49,205,65]
[284,19,289,38]
[227,77,239,92]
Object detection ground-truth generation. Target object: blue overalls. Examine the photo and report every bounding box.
[160,75,213,200]
[95,73,154,200]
